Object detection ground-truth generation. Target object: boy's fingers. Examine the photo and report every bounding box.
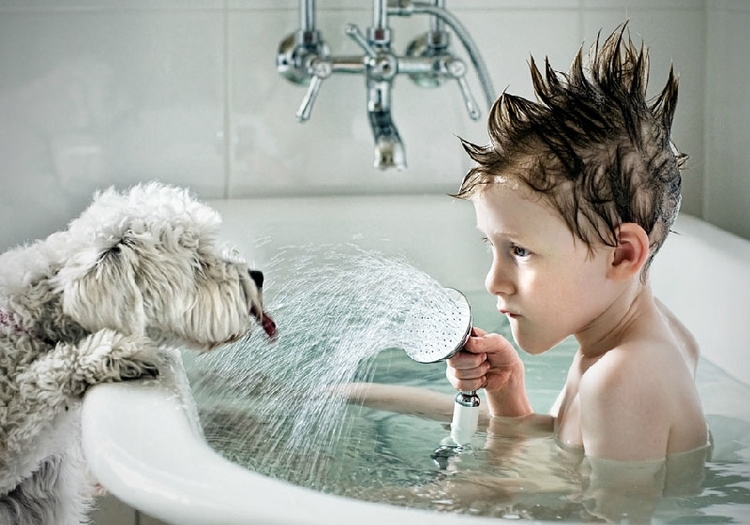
[447,349,486,369]
[451,362,489,380]
[465,331,514,356]
[454,378,485,392]
[446,367,486,392]
[470,326,488,337]
[463,333,497,354]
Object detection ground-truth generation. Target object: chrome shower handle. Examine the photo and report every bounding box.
[345,24,377,58]
[295,58,333,122]
[455,76,481,121]
[442,57,481,121]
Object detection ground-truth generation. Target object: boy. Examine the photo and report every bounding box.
[446,25,708,462]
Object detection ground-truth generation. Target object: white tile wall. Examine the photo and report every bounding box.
[0,0,748,522]
[0,2,227,250]
[704,0,750,238]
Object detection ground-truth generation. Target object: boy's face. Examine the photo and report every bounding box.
[473,182,618,354]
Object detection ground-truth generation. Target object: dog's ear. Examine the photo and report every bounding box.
[58,239,147,335]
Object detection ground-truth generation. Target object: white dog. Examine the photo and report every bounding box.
[0,183,275,524]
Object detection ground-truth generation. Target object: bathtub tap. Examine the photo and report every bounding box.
[345,21,406,170]
[276,0,496,170]
[368,79,406,170]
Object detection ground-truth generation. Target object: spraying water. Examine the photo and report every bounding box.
[184,244,471,488]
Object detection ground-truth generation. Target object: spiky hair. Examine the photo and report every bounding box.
[455,24,687,269]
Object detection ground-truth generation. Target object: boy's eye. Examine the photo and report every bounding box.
[511,245,529,258]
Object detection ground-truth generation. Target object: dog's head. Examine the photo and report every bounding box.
[52,183,275,349]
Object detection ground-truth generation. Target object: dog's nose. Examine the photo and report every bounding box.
[248,270,264,289]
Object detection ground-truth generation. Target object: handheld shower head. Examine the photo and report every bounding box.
[402,287,479,448]
[402,287,472,364]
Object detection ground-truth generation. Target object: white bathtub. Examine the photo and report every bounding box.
[81,195,750,525]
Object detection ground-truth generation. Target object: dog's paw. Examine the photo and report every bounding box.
[76,329,161,386]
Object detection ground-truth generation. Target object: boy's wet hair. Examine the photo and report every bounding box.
[455,23,687,270]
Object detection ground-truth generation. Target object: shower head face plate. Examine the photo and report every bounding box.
[403,287,473,364]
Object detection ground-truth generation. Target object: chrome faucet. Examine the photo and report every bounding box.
[276,0,496,170]
[369,79,406,170]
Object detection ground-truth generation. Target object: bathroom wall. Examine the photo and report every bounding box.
[2,0,745,254]
[704,1,750,239]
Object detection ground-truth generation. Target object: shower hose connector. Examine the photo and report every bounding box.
[451,390,480,446]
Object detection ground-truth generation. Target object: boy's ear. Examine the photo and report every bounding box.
[608,223,650,280]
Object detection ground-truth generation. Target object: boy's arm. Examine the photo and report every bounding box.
[333,382,489,423]
[338,328,554,435]
[549,384,567,418]
[481,360,535,417]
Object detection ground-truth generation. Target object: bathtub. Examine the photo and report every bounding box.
[81,194,750,525]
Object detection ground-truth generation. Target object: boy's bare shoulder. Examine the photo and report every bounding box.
[575,308,705,451]
[578,342,663,402]
[576,345,672,459]
[580,329,694,399]
[655,297,700,374]
[581,297,699,396]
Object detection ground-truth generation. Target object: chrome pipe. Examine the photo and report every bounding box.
[373,0,388,30]
[300,0,315,32]
[429,0,445,34]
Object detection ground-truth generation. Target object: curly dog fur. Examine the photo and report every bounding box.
[0,183,272,524]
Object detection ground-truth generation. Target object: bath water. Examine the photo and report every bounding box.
[183,245,750,523]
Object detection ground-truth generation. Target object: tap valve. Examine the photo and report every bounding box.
[441,57,480,121]
[345,24,378,58]
[296,58,333,122]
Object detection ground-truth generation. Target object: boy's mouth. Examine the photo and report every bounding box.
[499,309,519,319]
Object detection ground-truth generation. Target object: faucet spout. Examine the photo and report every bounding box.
[368,80,406,170]
[370,112,406,170]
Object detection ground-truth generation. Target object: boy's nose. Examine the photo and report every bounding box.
[485,260,514,296]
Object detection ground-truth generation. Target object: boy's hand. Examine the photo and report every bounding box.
[446,327,523,392]
[446,327,532,417]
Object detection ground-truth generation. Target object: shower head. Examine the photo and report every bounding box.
[402,287,478,448]
[403,287,472,364]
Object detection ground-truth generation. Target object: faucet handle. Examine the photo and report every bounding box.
[455,76,481,121]
[345,24,377,58]
[442,57,481,121]
[296,58,333,122]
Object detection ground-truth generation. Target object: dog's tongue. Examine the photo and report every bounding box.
[260,311,277,339]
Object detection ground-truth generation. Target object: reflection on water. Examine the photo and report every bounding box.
[184,248,750,523]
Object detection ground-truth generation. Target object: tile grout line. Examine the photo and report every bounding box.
[222,0,233,199]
